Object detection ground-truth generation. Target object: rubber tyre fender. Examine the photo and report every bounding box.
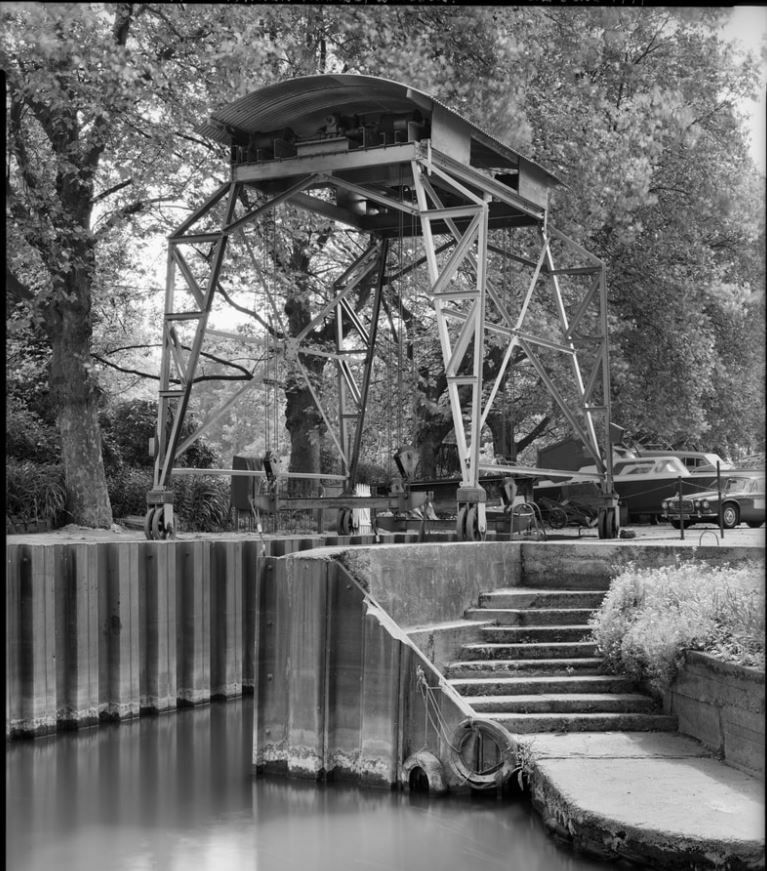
[447,718,517,790]
[400,751,448,795]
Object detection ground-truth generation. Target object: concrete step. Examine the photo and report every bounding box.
[460,641,599,660]
[478,589,606,610]
[483,712,678,734]
[464,607,596,625]
[480,625,593,643]
[447,674,639,696]
[469,692,658,715]
[444,657,605,677]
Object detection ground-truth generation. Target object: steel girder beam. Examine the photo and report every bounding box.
[148,142,616,539]
[150,176,395,529]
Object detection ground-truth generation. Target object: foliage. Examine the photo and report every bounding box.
[172,474,232,532]
[520,7,765,457]
[4,3,764,516]
[107,466,231,532]
[6,460,69,527]
[106,466,153,519]
[6,396,61,464]
[589,559,765,690]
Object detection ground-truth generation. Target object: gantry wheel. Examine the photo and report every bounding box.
[597,507,618,540]
[455,506,468,540]
[150,506,174,540]
[143,507,155,540]
[464,506,486,541]
[337,508,354,535]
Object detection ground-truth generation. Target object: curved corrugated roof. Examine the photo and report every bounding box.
[197,73,561,186]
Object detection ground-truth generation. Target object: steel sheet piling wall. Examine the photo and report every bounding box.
[253,558,290,771]
[99,542,140,721]
[324,562,366,776]
[251,553,474,788]
[7,545,57,736]
[176,540,210,705]
[210,541,243,699]
[357,609,402,786]
[6,539,263,737]
[286,558,329,778]
[54,544,100,729]
[139,543,178,713]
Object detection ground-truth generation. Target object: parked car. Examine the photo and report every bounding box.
[661,471,765,529]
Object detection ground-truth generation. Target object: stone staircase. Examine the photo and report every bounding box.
[445,587,677,734]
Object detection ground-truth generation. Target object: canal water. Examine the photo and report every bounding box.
[6,697,608,871]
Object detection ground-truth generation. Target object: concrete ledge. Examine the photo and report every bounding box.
[663,651,765,778]
[523,732,765,870]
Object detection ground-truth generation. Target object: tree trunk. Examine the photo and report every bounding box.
[487,412,517,462]
[46,268,113,528]
[284,357,326,497]
[415,417,454,479]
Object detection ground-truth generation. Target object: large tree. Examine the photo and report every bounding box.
[3,3,287,524]
[5,4,764,529]
[518,7,765,455]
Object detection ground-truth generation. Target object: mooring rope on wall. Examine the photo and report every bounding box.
[415,666,518,790]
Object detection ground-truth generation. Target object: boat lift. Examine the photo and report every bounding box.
[145,74,619,540]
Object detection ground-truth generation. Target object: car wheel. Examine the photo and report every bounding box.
[721,503,740,529]
[670,518,692,530]
[746,520,763,529]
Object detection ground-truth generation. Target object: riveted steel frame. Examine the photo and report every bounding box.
[151,142,615,531]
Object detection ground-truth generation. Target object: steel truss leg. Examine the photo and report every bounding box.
[411,160,490,538]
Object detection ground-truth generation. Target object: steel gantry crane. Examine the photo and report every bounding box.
[144,75,619,541]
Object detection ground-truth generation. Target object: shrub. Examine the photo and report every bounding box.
[173,474,232,532]
[108,467,232,532]
[6,398,61,464]
[100,399,219,471]
[6,460,68,527]
[107,467,154,518]
[590,558,765,691]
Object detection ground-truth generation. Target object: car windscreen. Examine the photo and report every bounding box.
[724,478,750,494]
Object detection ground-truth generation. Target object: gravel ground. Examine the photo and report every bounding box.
[6,520,765,550]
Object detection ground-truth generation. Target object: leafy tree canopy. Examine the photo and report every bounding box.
[4,4,764,529]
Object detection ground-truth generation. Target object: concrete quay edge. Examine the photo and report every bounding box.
[511,730,765,870]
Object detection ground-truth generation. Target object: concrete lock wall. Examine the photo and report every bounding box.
[663,651,765,778]
[251,552,473,787]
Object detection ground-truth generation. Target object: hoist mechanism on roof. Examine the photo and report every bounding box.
[145,74,619,541]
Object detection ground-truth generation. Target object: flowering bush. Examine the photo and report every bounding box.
[590,558,765,691]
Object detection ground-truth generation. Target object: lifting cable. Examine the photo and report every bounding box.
[396,171,405,447]
[414,666,518,791]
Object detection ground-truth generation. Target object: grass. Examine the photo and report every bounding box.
[589,558,765,691]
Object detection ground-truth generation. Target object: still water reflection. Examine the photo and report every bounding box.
[6,697,607,871]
